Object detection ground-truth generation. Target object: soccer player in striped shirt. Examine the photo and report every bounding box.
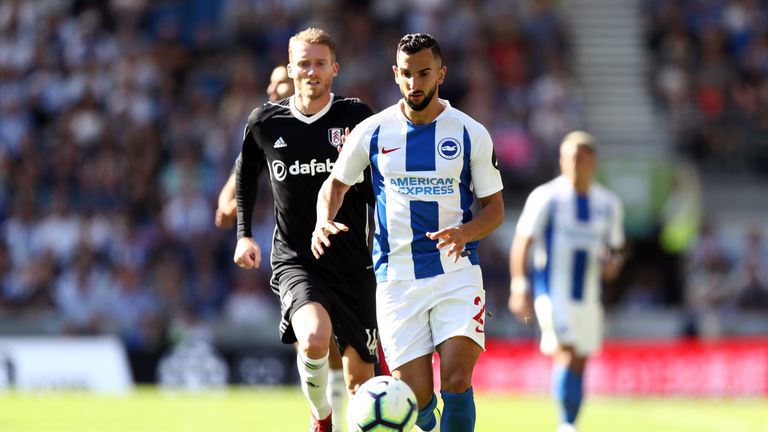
[312,33,504,432]
[508,131,625,432]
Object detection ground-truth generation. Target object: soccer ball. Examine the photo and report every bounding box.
[348,375,418,432]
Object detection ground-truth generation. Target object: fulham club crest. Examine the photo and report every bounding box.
[328,128,343,147]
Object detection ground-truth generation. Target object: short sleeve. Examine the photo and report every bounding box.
[332,123,372,186]
[469,126,504,198]
[516,186,551,239]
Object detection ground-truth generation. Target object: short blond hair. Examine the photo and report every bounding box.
[288,27,337,63]
[561,130,597,152]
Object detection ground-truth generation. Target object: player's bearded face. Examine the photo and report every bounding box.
[404,82,437,111]
[395,49,445,112]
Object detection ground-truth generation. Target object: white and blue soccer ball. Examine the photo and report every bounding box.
[348,375,418,432]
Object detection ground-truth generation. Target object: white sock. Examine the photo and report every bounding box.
[297,352,331,419]
[327,369,346,431]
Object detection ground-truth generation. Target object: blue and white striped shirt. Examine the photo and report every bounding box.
[516,175,624,303]
[332,99,503,282]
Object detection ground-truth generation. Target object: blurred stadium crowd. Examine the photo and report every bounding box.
[646,0,768,174]
[0,0,766,380]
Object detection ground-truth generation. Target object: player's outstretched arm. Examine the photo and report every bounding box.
[234,237,262,270]
[427,191,504,263]
[311,177,352,259]
[508,233,534,323]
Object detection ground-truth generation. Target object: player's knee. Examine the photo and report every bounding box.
[298,334,331,359]
[555,347,587,372]
[440,370,472,393]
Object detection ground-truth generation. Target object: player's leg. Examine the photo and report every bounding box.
[340,343,375,394]
[392,355,439,432]
[536,298,600,432]
[375,278,437,431]
[274,266,336,430]
[329,271,378,396]
[560,303,602,431]
[430,266,486,432]
[338,342,376,432]
[332,276,377,396]
[292,302,334,425]
[327,336,346,432]
[325,271,379,431]
[436,336,482,432]
[552,346,587,432]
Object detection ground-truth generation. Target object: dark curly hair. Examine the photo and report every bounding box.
[397,33,442,63]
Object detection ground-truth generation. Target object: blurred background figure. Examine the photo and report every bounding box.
[214,65,294,230]
[508,131,625,432]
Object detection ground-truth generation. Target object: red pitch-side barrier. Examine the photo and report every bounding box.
[432,338,768,396]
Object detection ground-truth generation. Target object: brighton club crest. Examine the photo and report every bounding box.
[328,128,343,147]
[438,137,461,160]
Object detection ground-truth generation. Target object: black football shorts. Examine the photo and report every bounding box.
[271,263,378,364]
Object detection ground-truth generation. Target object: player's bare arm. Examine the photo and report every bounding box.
[426,191,504,263]
[311,177,352,259]
[508,233,534,323]
[215,172,237,229]
[602,247,625,282]
[234,236,262,269]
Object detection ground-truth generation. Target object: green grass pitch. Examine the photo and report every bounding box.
[0,387,765,431]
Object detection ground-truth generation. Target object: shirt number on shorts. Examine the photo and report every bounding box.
[473,296,485,333]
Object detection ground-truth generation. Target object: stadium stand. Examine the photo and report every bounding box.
[0,0,764,384]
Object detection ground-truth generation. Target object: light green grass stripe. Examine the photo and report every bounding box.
[0,388,764,432]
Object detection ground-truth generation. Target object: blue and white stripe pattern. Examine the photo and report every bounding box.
[516,176,625,304]
[334,99,503,282]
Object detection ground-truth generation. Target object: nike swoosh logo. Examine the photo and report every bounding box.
[475,326,484,334]
[381,147,401,154]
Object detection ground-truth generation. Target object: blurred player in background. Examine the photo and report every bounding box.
[508,131,625,432]
[233,28,377,432]
[215,65,293,230]
[312,33,504,432]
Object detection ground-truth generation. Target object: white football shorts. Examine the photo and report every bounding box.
[534,294,603,356]
[376,266,486,371]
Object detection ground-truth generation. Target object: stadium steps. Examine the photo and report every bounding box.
[699,177,768,227]
[564,0,768,222]
[564,0,670,156]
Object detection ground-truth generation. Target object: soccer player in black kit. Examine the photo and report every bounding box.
[233,28,377,432]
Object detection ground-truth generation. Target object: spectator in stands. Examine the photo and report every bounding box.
[104,262,164,352]
[732,228,768,311]
[683,221,738,338]
[646,0,768,174]
[214,65,294,230]
[53,242,111,335]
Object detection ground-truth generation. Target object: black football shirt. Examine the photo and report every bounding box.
[236,94,374,278]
